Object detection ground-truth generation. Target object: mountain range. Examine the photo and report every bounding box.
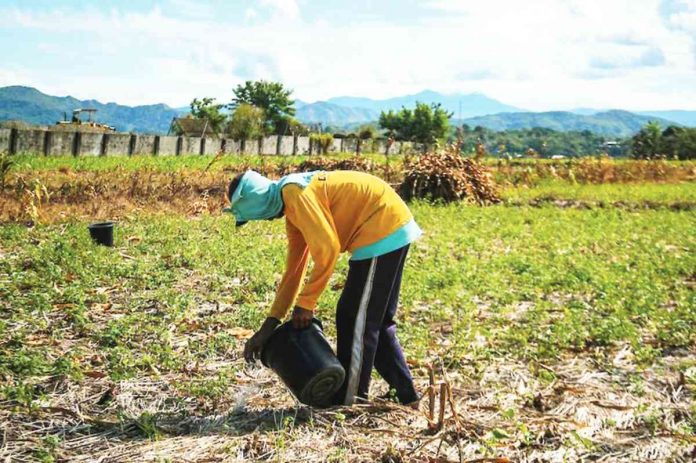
[295,90,521,124]
[0,85,693,137]
[456,110,677,137]
[0,86,182,133]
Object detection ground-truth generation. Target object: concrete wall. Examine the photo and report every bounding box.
[372,139,387,154]
[16,129,47,154]
[182,137,201,155]
[79,132,103,156]
[295,136,310,155]
[202,137,223,155]
[240,139,259,155]
[47,132,76,156]
[104,133,131,156]
[0,129,11,154]
[278,136,294,156]
[261,136,277,155]
[224,139,241,155]
[159,136,178,156]
[132,135,156,156]
[343,138,357,153]
[2,129,398,158]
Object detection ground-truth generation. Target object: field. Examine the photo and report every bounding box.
[1,154,695,462]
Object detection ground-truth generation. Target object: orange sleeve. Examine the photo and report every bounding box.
[268,219,310,320]
[284,185,341,311]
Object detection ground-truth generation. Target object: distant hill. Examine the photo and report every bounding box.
[570,107,696,127]
[458,110,678,137]
[637,110,696,127]
[294,90,521,125]
[0,86,183,133]
[326,90,522,118]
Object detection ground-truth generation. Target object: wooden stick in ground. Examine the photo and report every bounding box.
[204,150,223,172]
[446,382,461,431]
[428,363,436,422]
[437,382,448,430]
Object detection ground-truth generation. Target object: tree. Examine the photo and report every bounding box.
[278,117,308,137]
[378,102,451,148]
[661,126,696,160]
[227,104,265,152]
[378,111,401,138]
[189,97,226,134]
[411,102,451,145]
[356,125,376,155]
[229,80,295,135]
[631,121,663,159]
[310,133,334,155]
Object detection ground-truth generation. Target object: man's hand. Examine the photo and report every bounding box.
[292,306,313,329]
[244,317,280,363]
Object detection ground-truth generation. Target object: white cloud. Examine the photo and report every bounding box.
[259,0,301,20]
[245,7,258,22]
[0,0,694,110]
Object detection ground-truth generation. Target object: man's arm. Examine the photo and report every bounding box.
[268,220,310,320]
[288,188,341,312]
[244,219,310,362]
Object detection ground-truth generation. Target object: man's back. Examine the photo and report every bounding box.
[283,170,413,253]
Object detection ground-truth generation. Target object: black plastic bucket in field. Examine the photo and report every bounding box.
[261,319,345,407]
[88,222,114,247]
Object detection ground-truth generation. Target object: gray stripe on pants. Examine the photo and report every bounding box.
[343,256,377,405]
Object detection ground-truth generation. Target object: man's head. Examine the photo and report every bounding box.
[225,170,285,227]
[226,173,247,226]
[228,173,245,204]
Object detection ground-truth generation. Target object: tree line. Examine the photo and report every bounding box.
[630,121,696,160]
[178,80,307,143]
[179,79,694,159]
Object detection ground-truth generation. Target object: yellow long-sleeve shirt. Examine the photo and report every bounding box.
[268,170,414,319]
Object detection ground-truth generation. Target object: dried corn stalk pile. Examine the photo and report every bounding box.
[400,151,501,204]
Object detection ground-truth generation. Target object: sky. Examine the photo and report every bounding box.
[0,0,694,111]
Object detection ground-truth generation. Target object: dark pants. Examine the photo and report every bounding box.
[332,245,418,406]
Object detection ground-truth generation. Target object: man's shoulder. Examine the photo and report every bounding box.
[281,183,305,201]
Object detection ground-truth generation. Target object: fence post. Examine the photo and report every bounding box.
[9,128,18,155]
[154,135,161,156]
[176,136,182,156]
[43,130,51,156]
[128,134,136,156]
[101,133,109,156]
[72,132,82,156]
[199,137,206,155]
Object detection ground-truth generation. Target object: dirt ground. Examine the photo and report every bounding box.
[2,339,694,462]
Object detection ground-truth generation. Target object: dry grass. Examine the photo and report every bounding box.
[2,276,693,462]
[492,157,696,186]
[2,333,693,462]
[0,155,461,224]
[1,155,694,224]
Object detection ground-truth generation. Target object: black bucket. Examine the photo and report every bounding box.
[88,222,114,247]
[261,319,345,407]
